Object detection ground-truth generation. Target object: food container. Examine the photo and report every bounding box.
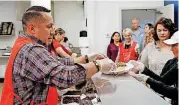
[61,95,80,105]
[61,79,102,105]
[61,94,101,105]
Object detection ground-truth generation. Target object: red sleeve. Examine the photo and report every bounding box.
[53,40,72,56]
[61,45,72,56]
[53,40,62,49]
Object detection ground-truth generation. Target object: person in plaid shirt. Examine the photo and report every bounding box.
[0,6,116,105]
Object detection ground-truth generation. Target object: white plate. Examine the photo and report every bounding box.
[103,63,134,75]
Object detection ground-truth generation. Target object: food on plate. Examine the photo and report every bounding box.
[116,62,127,67]
[114,62,127,72]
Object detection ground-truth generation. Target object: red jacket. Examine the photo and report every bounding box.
[119,42,137,63]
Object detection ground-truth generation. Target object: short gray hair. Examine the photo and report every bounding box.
[123,28,132,35]
[132,18,139,22]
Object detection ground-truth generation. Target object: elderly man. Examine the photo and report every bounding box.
[131,18,144,52]
[0,6,115,105]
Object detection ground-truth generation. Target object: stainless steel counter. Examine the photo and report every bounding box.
[0,50,9,78]
[92,72,170,105]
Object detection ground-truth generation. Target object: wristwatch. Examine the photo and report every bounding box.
[85,55,89,63]
[93,60,100,72]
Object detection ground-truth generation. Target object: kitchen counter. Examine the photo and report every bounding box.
[91,72,170,105]
[0,56,9,58]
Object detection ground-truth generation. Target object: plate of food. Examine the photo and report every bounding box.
[104,62,134,75]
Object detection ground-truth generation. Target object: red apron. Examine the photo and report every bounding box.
[0,37,58,105]
[119,42,137,63]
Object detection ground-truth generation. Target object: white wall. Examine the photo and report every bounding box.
[0,1,23,49]
[156,4,174,23]
[86,1,96,53]
[0,1,85,49]
[87,1,164,55]
[122,9,156,29]
[54,1,85,47]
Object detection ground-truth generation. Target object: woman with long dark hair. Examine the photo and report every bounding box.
[142,23,154,50]
[140,17,177,75]
[107,32,122,61]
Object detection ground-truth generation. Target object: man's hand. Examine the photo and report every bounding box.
[128,60,145,73]
[96,58,116,74]
[128,71,149,82]
[87,53,107,62]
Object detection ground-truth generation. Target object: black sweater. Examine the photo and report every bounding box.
[142,58,178,105]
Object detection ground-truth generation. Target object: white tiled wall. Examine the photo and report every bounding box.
[54,1,85,47]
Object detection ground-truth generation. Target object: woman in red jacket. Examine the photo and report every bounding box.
[116,28,140,63]
[50,28,77,58]
[48,28,103,64]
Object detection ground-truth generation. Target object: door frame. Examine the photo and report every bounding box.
[119,5,164,32]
